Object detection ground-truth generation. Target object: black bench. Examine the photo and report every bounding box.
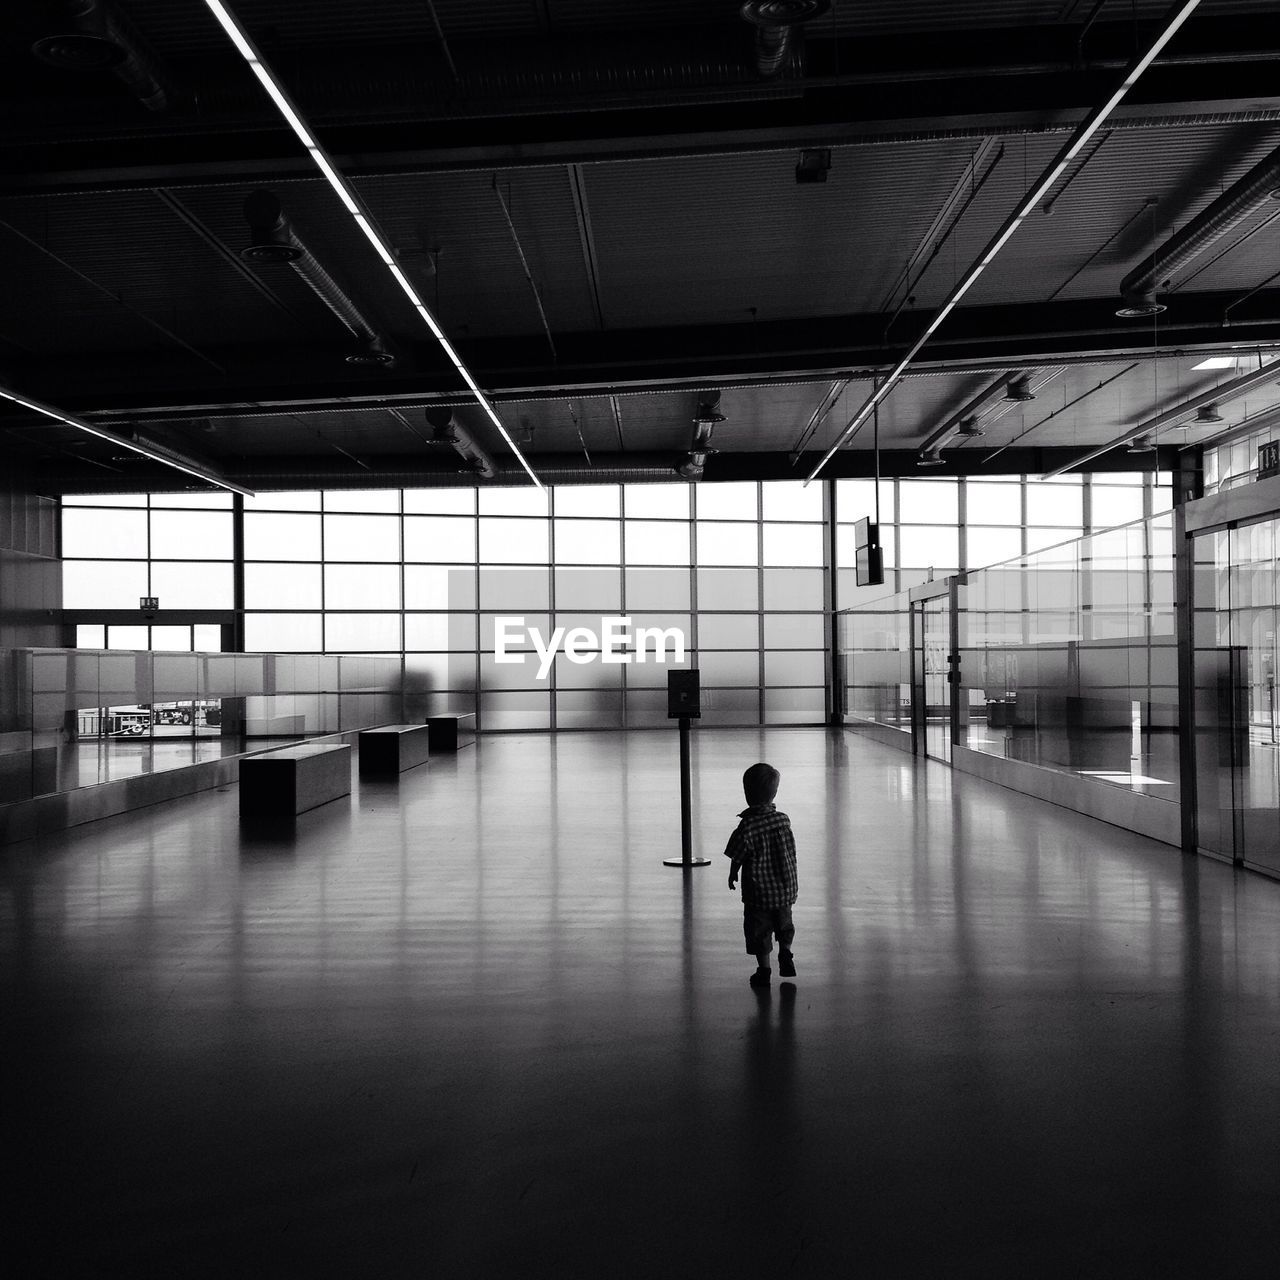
[239,743,352,817]
[358,724,432,775]
[427,712,476,753]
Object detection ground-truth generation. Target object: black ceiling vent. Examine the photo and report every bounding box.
[1003,375,1036,402]
[32,0,170,111]
[795,149,831,185]
[741,1,831,78]
[240,191,305,263]
[956,417,985,437]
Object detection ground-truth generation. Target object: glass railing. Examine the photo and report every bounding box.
[0,648,405,806]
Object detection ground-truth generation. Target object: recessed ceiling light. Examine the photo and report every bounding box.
[1192,356,1238,370]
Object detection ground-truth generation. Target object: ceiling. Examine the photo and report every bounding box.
[3,0,1280,493]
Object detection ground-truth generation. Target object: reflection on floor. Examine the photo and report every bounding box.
[5,728,1280,1274]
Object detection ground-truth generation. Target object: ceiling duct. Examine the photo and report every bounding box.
[241,190,395,367]
[676,391,725,480]
[31,0,171,111]
[917,370,1036,459]
[740,1,831,78]
[1118,140,1280,317]
[424,407,496,480]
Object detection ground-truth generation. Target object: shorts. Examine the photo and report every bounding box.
[743,904,795,956]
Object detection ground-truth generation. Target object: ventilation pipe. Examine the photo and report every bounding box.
[917,371,1036,459]
[1118,141,1280,317]
[740,0,831,78]
[31,0,171,111]
[241,190,396,367]
[424,407,497,479]
[676,391,725,480]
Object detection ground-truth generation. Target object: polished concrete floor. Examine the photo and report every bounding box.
[4,728,1280,1277]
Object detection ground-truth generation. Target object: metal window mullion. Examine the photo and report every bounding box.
[757,483,765,727]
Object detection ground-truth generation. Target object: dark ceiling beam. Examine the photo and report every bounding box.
[20,446,1179,496]
[3,18,1279,194]
[21,289,1280,420]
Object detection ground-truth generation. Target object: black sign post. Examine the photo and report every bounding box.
[664,669,709,869]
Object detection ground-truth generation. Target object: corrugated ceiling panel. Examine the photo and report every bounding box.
[583,140,981,329]
[357,169,599,339]
[123,0,543,56]
[937,123,1280,310]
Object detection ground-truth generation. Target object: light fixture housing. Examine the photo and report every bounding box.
[1195,403,1223,423]
[1126,434,1157,453]
[1003,375,1035,402]
[917,448,945,467]
[956,417,985,437]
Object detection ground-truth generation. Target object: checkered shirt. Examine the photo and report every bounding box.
[723,804,798,909]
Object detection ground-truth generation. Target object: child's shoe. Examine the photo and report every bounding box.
[749,967,771,988]
[778,951,796,978]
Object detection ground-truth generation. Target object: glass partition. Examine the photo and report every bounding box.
[837,590,912,739]
[956,514,1178,799]
[0,647,404,807]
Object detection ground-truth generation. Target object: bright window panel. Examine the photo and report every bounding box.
[403,515,475,563]
[404,488,475,514]
[151,625,193,652]
[625,520,690,565]
[1026,527,1074,554]
[244,613,322,652]
[1024,480,1083,526]
[478,567,550,610]
[624,485,690,518]
[480,613,552,651]
[554,519,621,564]
[324,489,400,512]
[763,523,824,567]
[404,652,478,691]
[763,568,823,611]
[480,652,547,690]
[897,526,959,570]
[244,512,321,561]
[966,482,1021,525]
[1092,485,1144,529]
[63,560,148,609]
[764,688,826,724]
[696,482,757,520]
[555,568,622,611]
[405,614,478,651]
[836,479,894,524]
[62,508,147,558]
[626,567,692,609]
[1152,483,1173,514]
[325,614,402,652]
[762,481,822,521]
[967,527,1023,570]
[555,690,624,729]
[245,563,321,610]
[150,510,233,559]
[150,492,232,509]
[324,514,400,561]
[194,624,222,651]
[555,485,620,516]
[697,568,758,610]
[899,479,958,524]
[480,690,551,731]
[696,522,758,566]
[150,563,234,609]
[479,517,549,564]
[242,491,321,511]
[108,625,149,650]
[325,564,402,610]
[76,624,105,648]
[697,614,760,649]
[405,565,476,610]
[478,487,549,517]
[763,613,825,648]
[63,493,147,507]
[696,651,759,686]
[764,650,825,685]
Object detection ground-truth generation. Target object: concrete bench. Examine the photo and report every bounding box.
[239,743,351,817]
[358,724,431,775]
[427,712,476,753]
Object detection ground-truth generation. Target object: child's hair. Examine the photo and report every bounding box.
[743,762,780,806]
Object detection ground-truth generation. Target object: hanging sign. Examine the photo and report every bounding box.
[1258,441,1280,480]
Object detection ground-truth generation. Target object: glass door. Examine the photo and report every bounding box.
[913,594,954,763]
[1192,518,1280,875]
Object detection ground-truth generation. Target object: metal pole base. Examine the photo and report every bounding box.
[663,857,711,868]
